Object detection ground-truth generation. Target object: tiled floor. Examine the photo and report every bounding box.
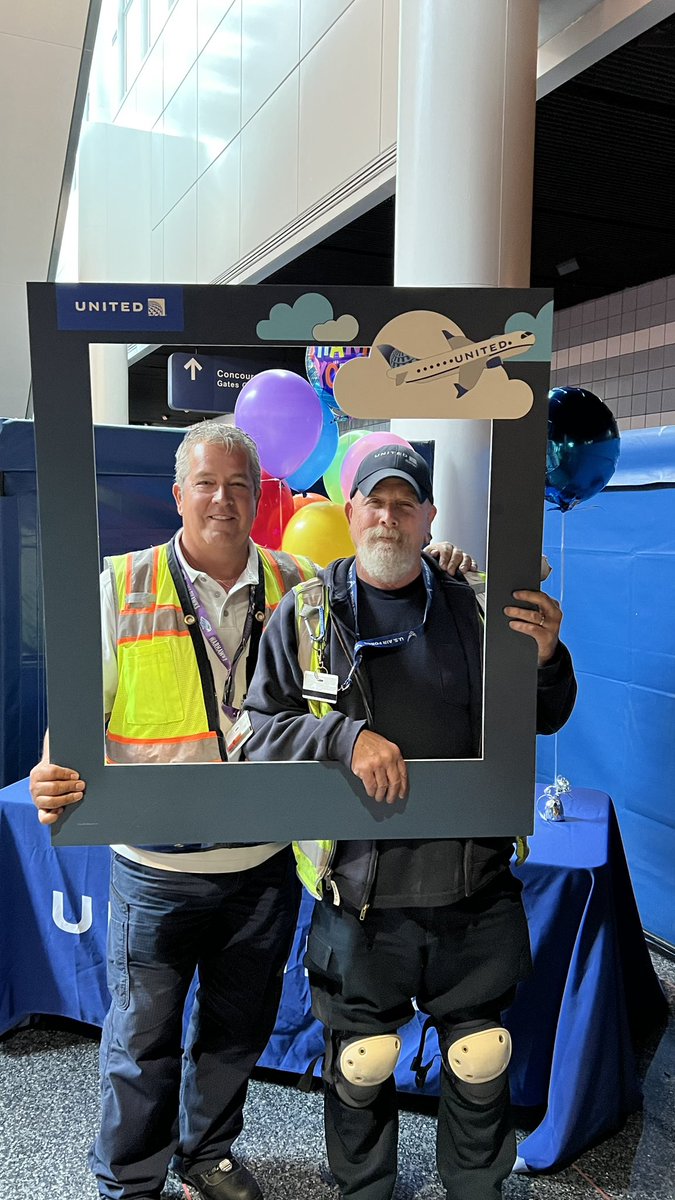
[1,953,673,1200]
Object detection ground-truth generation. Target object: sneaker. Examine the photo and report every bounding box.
[181,1156,263,1200]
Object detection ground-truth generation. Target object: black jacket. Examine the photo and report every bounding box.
[244,555,577,912]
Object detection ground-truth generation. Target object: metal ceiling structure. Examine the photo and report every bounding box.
[266,11,675,308]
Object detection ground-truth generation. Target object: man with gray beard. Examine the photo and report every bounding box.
[243,445,576,1200]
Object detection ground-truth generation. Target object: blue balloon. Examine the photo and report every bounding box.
[545,387,620,513]
[286,402,339,492]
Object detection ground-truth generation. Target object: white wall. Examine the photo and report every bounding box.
[0,0,91,418]
[77,0,401,288]
[78,123,153,282]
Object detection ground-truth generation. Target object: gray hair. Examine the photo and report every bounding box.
[174,419,261,497]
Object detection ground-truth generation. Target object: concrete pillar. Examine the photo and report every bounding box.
[88,343,129,425]
[391,0,538,562]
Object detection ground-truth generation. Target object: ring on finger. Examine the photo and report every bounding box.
[538,612,546,626]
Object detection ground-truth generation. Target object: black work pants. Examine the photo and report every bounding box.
[305,874,531,1200]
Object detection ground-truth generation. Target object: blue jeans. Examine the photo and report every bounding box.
[90,847,299,1199]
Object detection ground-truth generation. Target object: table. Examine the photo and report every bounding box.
[1,780,666,1172]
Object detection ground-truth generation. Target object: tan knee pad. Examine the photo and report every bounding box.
[447,1026,512,1085]
[339,1033,402,1088]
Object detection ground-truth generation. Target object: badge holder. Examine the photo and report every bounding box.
[225,711,253,762]
[302,669,339,705]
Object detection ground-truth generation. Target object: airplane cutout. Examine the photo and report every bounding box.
[377,329,535,396]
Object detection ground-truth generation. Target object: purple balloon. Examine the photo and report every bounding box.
[234,370,323,478]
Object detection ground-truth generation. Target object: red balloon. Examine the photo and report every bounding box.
[251,476,294,549]
[292,491,325,512]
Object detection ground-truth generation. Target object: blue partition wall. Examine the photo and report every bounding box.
[537,427,675,949]
[2,418,673,946]
[0,419,184,787]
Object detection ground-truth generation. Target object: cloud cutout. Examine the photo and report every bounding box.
[312,313,360,341]
[504,300,553,361]
[335,355,533,421]
[333,310,534,420]
[256,292,333,340]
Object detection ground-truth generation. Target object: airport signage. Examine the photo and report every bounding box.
[168,352,260,413]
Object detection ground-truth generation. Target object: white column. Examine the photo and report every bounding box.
[391,0,538,562]
[88,344,129,425]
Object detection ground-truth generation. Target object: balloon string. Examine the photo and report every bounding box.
[553,512,566,786]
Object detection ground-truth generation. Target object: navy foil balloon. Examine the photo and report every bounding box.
[546,387,620,513]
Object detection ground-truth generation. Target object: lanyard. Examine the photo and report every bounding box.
[341,558,434,691]
[175,538,258,720]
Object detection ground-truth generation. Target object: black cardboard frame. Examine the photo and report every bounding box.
[27,282,552,846]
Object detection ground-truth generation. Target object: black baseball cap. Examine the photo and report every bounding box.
[350,445,434,503]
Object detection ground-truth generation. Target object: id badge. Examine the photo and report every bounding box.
[225,710,253,761]
[302,670,339,705]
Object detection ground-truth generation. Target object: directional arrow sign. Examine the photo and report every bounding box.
[184,356,203,381]
[168,352,263,413]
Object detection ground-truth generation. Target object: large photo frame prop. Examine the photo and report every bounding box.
[28,283,552,846]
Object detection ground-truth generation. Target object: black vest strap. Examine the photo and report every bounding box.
[246,554,267,689]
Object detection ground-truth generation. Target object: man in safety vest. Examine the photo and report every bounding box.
[29,423,470,1200]
[242,444,577,1200]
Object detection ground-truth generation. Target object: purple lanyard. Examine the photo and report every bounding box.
[176,548,256,721]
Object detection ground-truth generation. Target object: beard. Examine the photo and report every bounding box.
[356,529,421,586]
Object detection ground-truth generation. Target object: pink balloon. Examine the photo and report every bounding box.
[340,433,413,503]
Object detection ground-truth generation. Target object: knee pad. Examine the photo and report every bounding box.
[328,1032,401,1108]
[438,1021,511,1103]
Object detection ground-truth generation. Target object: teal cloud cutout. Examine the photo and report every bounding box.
[504,300,553,361]
[256,292,334,340]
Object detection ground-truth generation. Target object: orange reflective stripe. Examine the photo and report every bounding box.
[107,729,216,745]
[285,552,310,579]
[117,629,191,645]
[119,603,183,617]
[152,545,159,595]
[262,550,285,597]
[120,550,171,615]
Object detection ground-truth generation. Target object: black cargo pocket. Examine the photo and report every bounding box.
[107,889,130,1011]
[304,929,339,983]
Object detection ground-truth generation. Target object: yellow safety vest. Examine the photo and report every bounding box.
[291,576,338,896]
[104,541,314,764]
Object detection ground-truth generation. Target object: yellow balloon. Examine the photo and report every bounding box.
[282,502,354,568]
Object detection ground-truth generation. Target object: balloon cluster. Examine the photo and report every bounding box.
[545,387,620,512]
[234,348,415,566]
[236,363,620,563]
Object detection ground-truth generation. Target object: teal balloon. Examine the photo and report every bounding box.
[286,403,339,492]
[323,430,369,504]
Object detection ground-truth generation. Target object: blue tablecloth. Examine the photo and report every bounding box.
[1,779,666,1171]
